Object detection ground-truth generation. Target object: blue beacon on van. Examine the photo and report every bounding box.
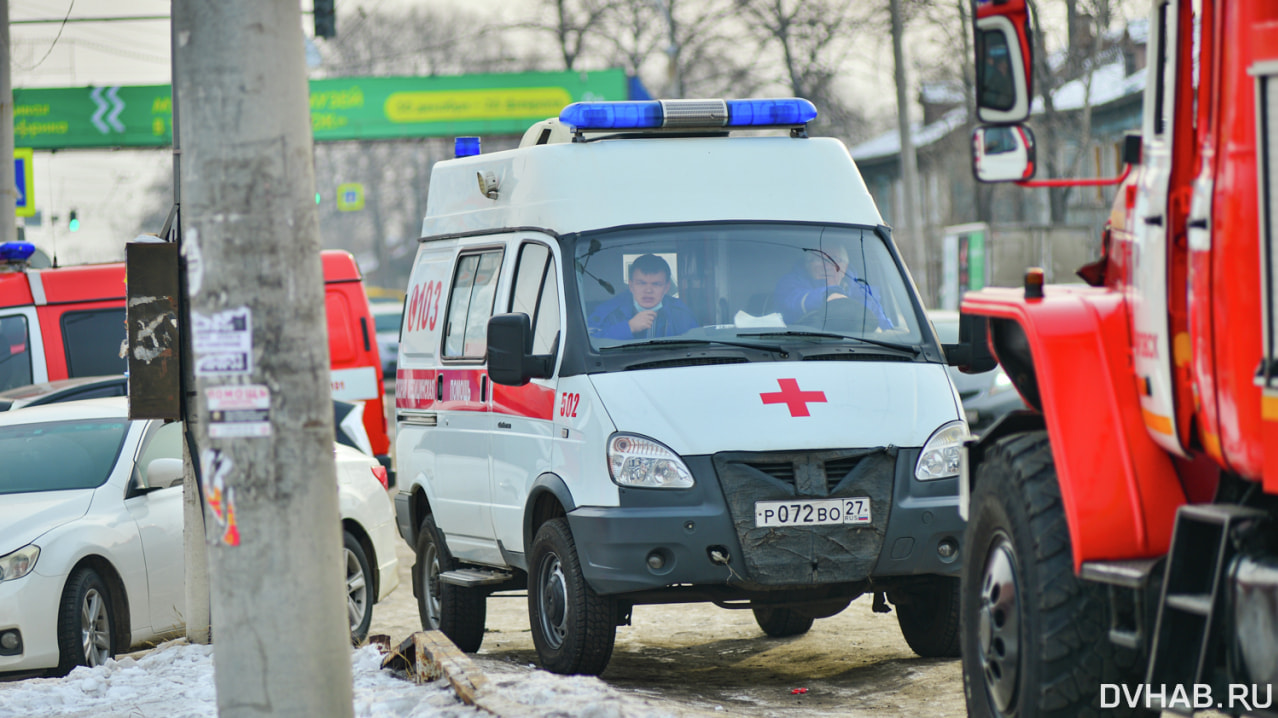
[558,98,818,130]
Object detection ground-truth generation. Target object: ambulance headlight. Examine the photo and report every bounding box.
[915,420,969,480]
[608,434,695,489]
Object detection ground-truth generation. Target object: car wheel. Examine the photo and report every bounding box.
[961,430,1152,717]
[55,567,115,676]
[751,606,814,638]
[343,532,374,644]
[528,518,618,675]
[414,515,486,652]
[893,576,961,657]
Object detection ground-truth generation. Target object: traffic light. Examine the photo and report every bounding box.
[68,209,79,232]
[314,0,336,38]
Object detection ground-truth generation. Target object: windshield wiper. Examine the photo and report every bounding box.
[600,337,789,357]
[739,330,919,356]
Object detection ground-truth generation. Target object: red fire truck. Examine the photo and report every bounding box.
[0,243,390,471]
[949,1,1278,716]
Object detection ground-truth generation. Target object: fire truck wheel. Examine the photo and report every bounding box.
[961,430,1152,718]
[415,515,486,652]
[751,606,815,637]
[528,518,618,675]
[894,575,961,657]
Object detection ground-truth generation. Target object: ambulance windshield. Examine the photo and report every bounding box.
[574,223,924,353]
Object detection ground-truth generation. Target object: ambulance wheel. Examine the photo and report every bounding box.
[415,515,486,653]
[751,606,814,638]
[893,576,961,657]
[528,518,618,675]
[961,430,1152,718]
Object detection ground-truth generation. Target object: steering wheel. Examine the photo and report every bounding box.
[797,295,872,332]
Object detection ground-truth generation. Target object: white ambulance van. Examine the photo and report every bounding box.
[394,99,968,675]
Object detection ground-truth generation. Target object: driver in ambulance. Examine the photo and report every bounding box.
[588,253,698,340]
[773,244,894,329]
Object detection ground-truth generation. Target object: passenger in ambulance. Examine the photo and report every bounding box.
[772,244,894,329]
[588,253,699,340]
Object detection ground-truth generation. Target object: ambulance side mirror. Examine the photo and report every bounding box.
[488,313,553,386]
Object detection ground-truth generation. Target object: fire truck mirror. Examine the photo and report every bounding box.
[126,242,182,420]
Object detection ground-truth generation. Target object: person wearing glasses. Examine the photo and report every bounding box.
[773,244,893,329]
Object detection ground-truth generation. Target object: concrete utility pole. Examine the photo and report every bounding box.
[890,0,929,301]
[1,0,18,244]
[171,2,354,716]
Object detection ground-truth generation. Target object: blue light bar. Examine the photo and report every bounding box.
[0,242,35,263]
[454,136,481,157]
[558,98,817,131]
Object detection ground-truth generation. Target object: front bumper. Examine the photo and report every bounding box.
[568,448,963,596]
[0,569,65,674]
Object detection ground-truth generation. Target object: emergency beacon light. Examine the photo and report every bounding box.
[558,98,818,132]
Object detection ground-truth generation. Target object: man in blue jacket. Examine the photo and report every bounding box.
[773,244,894,329]
[588,254,698,340]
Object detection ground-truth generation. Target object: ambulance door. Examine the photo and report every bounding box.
[490,239,561,555]
[433,246,505,564]
[0,308,47,390]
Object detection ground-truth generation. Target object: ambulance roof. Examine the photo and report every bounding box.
[420,133,884,239]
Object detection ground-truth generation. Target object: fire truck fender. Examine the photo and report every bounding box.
[961,286,1187,571]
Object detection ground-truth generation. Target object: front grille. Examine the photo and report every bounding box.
[713,447,898,586]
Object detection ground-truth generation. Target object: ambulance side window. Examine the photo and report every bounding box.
[510,243,561,355]
[443,249,503,360]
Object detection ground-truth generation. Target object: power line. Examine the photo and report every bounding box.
[12,14,168,24]
[26,0,75,71]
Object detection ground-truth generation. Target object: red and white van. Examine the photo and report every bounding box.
[0,242,390,470]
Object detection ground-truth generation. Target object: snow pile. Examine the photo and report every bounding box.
[0,642,693,717]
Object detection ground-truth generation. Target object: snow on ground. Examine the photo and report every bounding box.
[0,641,686,718]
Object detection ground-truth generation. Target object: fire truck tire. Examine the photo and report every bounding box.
[415,515,486,653]
[751,606,815,637]
[961,430,1152,718]
[894,575,961,657]
[528,518,618,675]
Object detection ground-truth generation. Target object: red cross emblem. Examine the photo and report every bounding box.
[760,378,827,417]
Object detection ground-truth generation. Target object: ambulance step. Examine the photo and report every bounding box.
[1147,503,1267,704]
[439,568,513,587]
[1080,558,1160,651]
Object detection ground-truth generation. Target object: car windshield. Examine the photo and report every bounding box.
[573,223,924,353]
[0,418,129,494]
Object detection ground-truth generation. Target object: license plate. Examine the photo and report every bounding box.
[754,497,872,527]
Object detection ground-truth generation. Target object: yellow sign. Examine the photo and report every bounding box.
[336,183,365,212]
[15,148,34,218]
[384,88,574,124]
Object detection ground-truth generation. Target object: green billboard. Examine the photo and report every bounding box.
[13,69,632,150]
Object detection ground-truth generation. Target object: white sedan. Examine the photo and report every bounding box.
[0,397,399,677]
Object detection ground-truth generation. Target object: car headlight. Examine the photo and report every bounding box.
[915,420,970,480]
[608,433,695,489]
[0,545,40,583]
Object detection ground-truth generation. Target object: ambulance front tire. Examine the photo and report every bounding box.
[893,575,961,658]
[751,606,814,638]
[528,518,618,676]
[415,515,486,653]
